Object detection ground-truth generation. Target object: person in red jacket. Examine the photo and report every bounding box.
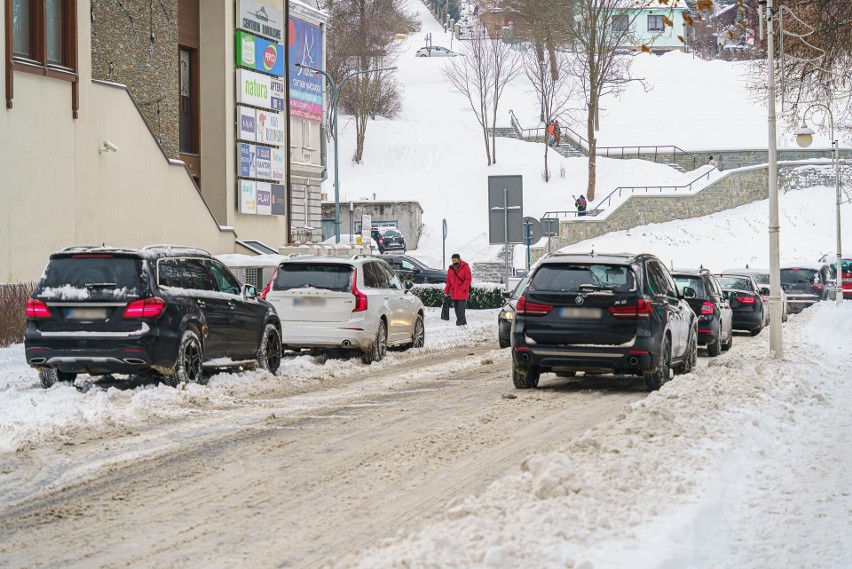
[444,253,471,326]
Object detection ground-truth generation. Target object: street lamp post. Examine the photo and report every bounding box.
[795,104,843,306]
[296,63,396,243]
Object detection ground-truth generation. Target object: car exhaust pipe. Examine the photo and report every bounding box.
[123,358,146,365]
[520,352,531,362]
[29,357,46,364]
[628,356,639,366]
[341,339,351,348]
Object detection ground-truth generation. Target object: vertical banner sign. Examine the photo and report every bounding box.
[239,143,257,178]
[288,17,324,122]
[271,184,286,216]
[240,180,257,214]
[239,0,284,42]
[256,146,272,179]
[361,214,372,244]
[270,77,285,111]
[238,106,256,142]
[256,182,272,215]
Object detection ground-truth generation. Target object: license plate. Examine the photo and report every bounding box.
[66,308,108,320]
[293,297,325,307]
[560,307,602,319]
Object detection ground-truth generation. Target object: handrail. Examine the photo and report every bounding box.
[543,166,718,222]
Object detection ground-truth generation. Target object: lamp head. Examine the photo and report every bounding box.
[795,122,815,148]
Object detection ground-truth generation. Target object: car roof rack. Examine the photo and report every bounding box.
[142,244,212,255]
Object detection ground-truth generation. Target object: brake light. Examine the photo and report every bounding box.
[516,296,553,316]
[123,297,166,318]
[608,299,652,319]
[352,269,368,312]
[736,296,756,304]
[811,284,824,291]
[378,237,384,244]
[260,267,278,300]
[26,299,51,319]
[700,301,714,315]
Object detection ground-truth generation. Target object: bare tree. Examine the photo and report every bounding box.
[557,0,650,201]
[444,28,521,165]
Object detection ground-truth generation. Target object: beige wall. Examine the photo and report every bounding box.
[0,1,236,282]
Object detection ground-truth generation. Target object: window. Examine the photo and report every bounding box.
[273,264,353,292]
[206,260,242,295]
[157,259,185,288]
[612,14,629,32]
[363,262,390,289]
[647,15,664,32]
[180,259,217,291]
[6,0,78,115]
[645,262,671,295]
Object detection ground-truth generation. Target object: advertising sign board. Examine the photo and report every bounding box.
[255,146,272,179]
[256,182,272,215]
[361,214,372,244]
[288,17,324,122]
[240,179,257,214]
[236,30,285,77]
[271,184,286,216]
[237,69,272,109]
[239,0,284,42]
[237,106,256,142]
[239,143,256,178]
[271,148,285,181]
[270,77,285,111]
[256,110,284,146]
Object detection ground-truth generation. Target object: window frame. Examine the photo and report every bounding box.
[5,0,79,117]
[647,14,664,32]
[612,14,629,33]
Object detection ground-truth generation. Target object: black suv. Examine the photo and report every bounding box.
[24,246,282,388]
[511,252,698,391]
[371,227,406,254]
[671,268,733,356]
[381,254,447,284]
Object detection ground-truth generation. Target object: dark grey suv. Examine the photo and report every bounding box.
[511,252,698,391]
[24,246,282,387]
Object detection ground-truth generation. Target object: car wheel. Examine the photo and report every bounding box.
[38,369,77,388]
[721,326,733,351]
[512,362,540,389]
[257,323,282,374]
[644,336,671,391]
[680,329,698,374]
[166,330,205,386]
[707,330,722,357]
[363,319,388,364]
[498,335,510,349]
[402,315,425,350]
[750,323,763,336]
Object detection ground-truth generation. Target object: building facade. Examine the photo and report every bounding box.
[1,0,327,282]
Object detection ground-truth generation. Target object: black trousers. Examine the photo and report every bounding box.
[454,299,467,326]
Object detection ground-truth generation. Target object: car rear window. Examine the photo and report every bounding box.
[780,268,819,284]
[273,263,353,292]
[716,276,752,290]
[531,264,636,292]
[36,255,144,299]
[673,276,706,297]
[383,229,402,237]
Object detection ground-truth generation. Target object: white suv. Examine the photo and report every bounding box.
[264,256,425,363]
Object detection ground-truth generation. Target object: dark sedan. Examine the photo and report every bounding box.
[381,254,447,284]
[498,274,531,348]
[371,227,406,254]
[715,274,767,335]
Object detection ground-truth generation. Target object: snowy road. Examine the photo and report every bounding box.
[0,323,693,568]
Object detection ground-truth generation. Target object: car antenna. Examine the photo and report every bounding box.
[746,263,749,269]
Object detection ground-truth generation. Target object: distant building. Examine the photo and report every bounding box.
[616,0,690,54]
[1,0,327,282]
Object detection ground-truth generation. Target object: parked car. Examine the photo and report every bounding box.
[381,254,446,284]
[780,261,836,312]
[714,274,768,335]
[498,273,531,349]
[823,257,852,300]
[510,252,698,391]
[264,255,425,363]
[722,267,789,321]
[415,46,460,57]
[371,226,406,254]
[671,268,734,356]
[24,246,281,388]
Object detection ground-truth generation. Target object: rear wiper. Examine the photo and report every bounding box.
[86,282,117,289]
[578,284,613,292]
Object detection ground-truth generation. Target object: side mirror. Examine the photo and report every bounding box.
[501,291,512,298]
[244,284,258,298]
[404,279,414,290]
[759,286,770,296]
[681,286,696,299]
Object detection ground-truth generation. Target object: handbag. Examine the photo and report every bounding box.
[440,295,451,320]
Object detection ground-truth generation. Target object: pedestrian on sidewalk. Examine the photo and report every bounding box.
[546,120,556,147]
[708,155,718,167]
[574,194,588,217]
[444,253,471,326]
[553,119,561,146]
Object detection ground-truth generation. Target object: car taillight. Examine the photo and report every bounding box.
[608,299,652,319]
[261,267,278,300]
[811,284,824,291]
[516,296,553,316]
[736,296,756,304]
[26,299,51,319]
[700,301,714,315]
[378,237,384,244]
[351,269,368,312]
[123,297,166,318]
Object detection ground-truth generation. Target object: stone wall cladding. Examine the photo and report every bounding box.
[91,0,180,160]
[531,162,840,263]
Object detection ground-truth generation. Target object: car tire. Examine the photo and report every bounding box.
[707,330,722,357]
[644,336,671,391]
[166,330,205,386]
[512,362,540,389]
[38,369,77,388]
[498,335,510,349]
[257,323,282,374]
[721,327,733,351]
[677,329,698,374]
[363,319,388,364]
[402,315,425,350]
[750,323,763,336]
